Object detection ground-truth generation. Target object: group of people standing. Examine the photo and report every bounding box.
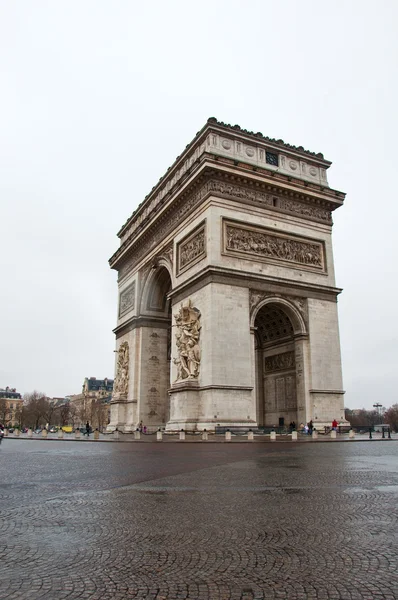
[298,420,314,435]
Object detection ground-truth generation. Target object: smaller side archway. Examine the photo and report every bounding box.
[253,298,307,429]
[136,264,173,429]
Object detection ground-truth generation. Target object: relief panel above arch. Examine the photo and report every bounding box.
[223,219,326,274]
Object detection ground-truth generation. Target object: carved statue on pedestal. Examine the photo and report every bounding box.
[113,341,129,397]
[173,300,201,381]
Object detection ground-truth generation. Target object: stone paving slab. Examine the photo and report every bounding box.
[1,440,398,599]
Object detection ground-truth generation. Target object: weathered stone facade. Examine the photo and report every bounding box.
[107,118,347,432]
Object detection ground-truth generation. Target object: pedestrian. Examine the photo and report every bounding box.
[332,418,338,431]
[143,425,147,434]
[308,420,313,435]
[85,421,90,437]
[139,421,143,433]
[291,421,296,431]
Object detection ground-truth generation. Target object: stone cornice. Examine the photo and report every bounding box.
[113,315,170,339]
[110,165,344,275]
[116,119,343,245]
[169,265,343,306]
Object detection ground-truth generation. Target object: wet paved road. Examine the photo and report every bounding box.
[1,440,397,600]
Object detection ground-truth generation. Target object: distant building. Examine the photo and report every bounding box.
[0,387,23,426]
[68,377,113,430]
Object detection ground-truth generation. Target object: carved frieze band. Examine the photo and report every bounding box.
[119,282,136,317]
[208,179,331,223]
[264,351,295,372]
[224,220,325,273]
[118,176,330,280]
[177,222,206,275]
[249,290,308,326]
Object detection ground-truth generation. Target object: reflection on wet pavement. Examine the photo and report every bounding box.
[1,440,398,599]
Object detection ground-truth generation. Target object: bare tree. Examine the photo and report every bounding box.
[0,399,10,426]
[384,404,398,432]
[345,408,380,428]
[23,391,48,429]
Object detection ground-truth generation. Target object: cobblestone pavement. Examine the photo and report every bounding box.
[1,440,397,599]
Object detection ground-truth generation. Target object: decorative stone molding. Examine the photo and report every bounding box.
[207,178,331,223]
[223,219,325,273]
[173,300,201,381]
[177,221,206,275]
[113,341,129,398]
[115,174,333,280]
[264,351,295,372]
[249,290,308,329]
[119,282,135,317]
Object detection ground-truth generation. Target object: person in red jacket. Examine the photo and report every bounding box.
[332,419,338,430]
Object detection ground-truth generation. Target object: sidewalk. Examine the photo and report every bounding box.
[2,431,397,443]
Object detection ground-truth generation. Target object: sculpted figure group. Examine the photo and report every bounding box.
[173,300,201,381]
[113,341,129,396]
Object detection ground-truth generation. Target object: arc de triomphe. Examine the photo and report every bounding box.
[107,118,347,432]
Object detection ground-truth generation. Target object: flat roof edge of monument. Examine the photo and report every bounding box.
[116,118,334,239]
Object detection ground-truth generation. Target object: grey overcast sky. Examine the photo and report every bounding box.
[1,1,397,409]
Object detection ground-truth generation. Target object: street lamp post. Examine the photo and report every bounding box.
[373,403,382,422]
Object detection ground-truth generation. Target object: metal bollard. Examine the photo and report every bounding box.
[134,429,141,440]
[202,429,208,441]
[42,429,48,438]
[312,430,318,440]
[248,430,254,441]
[58,429,64,439]
[156,429,163,441]
[179,429,186,441]
[94,429,99,440]
[291,431,298,441]
[225,430,232,442]
[27,429,33,438]
[270,431,276,441]
[75,429,81,439]
[382,427,385,439]
[331,430,337,439]
[388,429,392,439]
[349,429,355,439]
[369,427,372,439]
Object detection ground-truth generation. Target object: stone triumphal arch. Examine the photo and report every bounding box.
[107,118,347,432]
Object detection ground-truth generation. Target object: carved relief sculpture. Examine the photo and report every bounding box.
[173,300,201,381]
[119,282,135,317]
[264,351,295,372]
[177,223,206,274]
[225,221,324,271]
[113,341,129,397]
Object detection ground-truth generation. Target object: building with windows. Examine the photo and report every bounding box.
[0,387,23,427]
[68,377,113,430]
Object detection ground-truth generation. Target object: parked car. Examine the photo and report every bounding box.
[8,428,14,433]
[49,427,58,433]
[34,428,42,434]
[61,426,73,433]
[21,427,29,433]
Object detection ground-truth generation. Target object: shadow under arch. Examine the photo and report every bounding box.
[252,296,307,429]
[139,263,173,317]
[251,296,307,337]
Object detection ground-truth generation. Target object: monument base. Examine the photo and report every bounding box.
[166,381,256,431]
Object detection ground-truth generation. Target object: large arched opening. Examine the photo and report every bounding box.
[254,301,304,428]
[139,264,172,428]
